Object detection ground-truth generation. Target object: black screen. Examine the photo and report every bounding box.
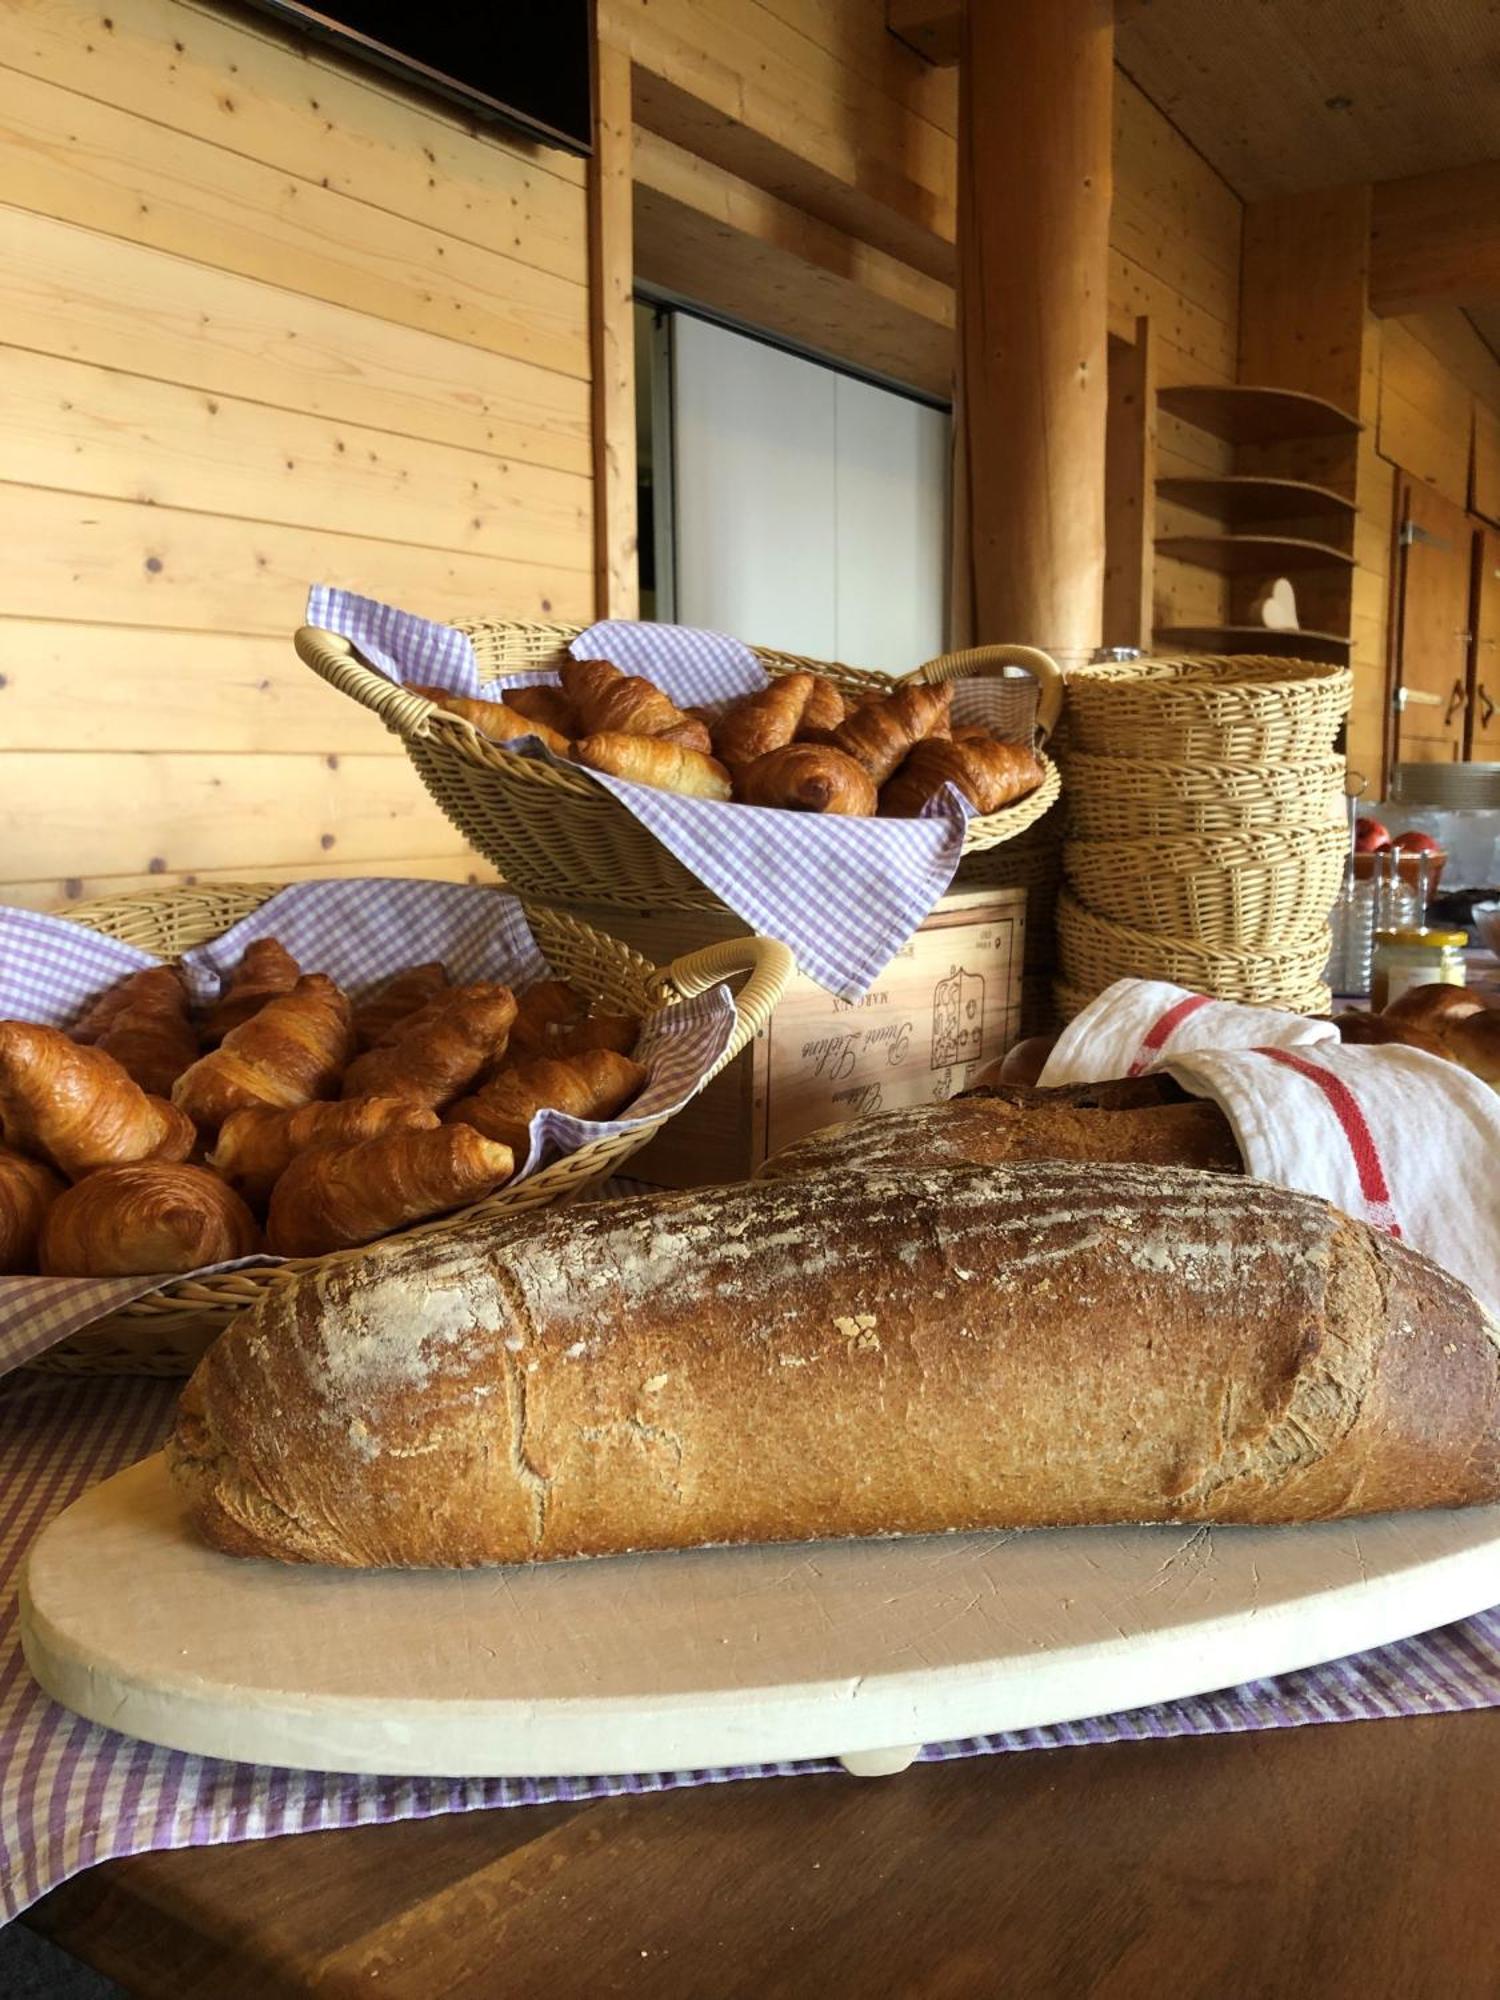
[235,1,595,155]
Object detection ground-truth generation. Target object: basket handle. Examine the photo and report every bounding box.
[907,644,1065,743]
[653,936,795,1077]
[294,626,442,741]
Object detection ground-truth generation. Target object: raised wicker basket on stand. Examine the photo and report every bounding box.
[294,623,1065,914]
[28,883,792,1375]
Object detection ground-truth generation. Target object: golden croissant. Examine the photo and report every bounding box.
[173,974,354,1131]
[82,966,199,1099]
[0,1023,195,1180]
[0,1146,65,1274]
[352,962,451,1052]
[208,1096,440,1211]
[203,938,302,1045]
[39,1164,261,1277]
[340,984,517,1110]
[446,1049,647,1159]
[265,1124,515,1256]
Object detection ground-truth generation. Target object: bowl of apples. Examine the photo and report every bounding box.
[1351,815,1446,894]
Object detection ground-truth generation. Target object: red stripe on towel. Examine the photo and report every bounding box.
[1256,1047,1402,1237]
[1127,992,1214,1076]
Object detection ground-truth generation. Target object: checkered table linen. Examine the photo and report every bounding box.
[4,1369,1500,1922]
[0,881,734,1369]
[307,589,1040,999]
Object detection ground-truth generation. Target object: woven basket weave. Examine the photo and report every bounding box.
[1064,655,1351,765]
[1063,825,1346,952]
[28,884,792,1375]
[1057,893,1331,1008]
[1062,752,1346,842]
[295,623,1064,913]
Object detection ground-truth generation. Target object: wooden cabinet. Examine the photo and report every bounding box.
[1471,525,1500,763]
[1393,481,1475,764]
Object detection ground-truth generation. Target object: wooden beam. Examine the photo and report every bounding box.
[1102,319,1157,651]
[1371,162,1500,317]
[588,41,639,619]
[633,129,954,399]
[955,0,1113,661]
[887,0,962,66]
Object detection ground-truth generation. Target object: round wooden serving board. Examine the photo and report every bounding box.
[21,1456,1500,1779]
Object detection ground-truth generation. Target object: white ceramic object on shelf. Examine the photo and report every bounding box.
[20,1457,1500,1781]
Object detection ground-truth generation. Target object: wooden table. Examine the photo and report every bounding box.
[26,1708,1500,1997]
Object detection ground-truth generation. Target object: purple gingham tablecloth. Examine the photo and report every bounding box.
[307,588,1040,1000]
[0,880,735,1370]
[5,1367,1500,1922]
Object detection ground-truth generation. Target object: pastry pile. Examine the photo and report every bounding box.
[0,944,645,1277]
[419,660,1046,817]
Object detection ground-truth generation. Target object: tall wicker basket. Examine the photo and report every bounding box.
[26,884,792,1375]
[294,624,1065,913]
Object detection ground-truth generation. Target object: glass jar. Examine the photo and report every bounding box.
[1370,928,1468,1011]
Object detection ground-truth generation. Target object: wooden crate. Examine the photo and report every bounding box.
[574,885,1026,1187]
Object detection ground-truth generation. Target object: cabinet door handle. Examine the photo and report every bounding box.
[1481,684,1496,730]
[1445,679,1468,727]
[1396,685,1443,708]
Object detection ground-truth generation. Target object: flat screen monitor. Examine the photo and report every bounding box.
[233,1,595,155]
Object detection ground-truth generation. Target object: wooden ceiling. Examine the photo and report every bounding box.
[1113,0,1500,202]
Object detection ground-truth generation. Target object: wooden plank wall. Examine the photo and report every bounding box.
[0,0,593,912]
[612,0,1242,641]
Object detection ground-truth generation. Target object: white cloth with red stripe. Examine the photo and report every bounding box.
[1038,979,1500,1322]
[1038,979,1338,1086]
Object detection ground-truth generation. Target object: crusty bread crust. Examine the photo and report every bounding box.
[756,1089,1242,1181]
[169,1163,1500,1568]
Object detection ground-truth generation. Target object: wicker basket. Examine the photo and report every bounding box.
[1057,892,1331,1007]
[1064,656,1351,765]
[1062,752,1346,842]
[28,884,793,1375]
[1063,825,1346,952]
[294,623,1064,913]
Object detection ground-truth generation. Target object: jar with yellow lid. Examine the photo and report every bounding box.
[1370,928,1468,1011]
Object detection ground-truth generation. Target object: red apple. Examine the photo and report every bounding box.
[1354,816,1391,853]
[1392,829,1444,855]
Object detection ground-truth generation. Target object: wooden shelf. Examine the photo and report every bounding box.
[1156,474,1357,526]
[1153,624,1353,660]
[1156,533,1356,574]
[1157,384,1362,446]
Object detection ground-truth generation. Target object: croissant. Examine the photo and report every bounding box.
[71,973,145,1044]
[879,737,1044,818]
[411,685,571,758]
[830,683,951,782]
[712,673,814,768]
[88,966,199,1099]
[340,984,517,1110]
[446,1049,648,1158]
[548,1014,640,1058]
[173,975,354,1131]
[735,743,878,815]
[0,1146,64,1273]
[652,717,716,754]
[573,732,733,801]
[265,1124,515,1257]
[202,938,302,1045]
[509,979,586,1058]
[0,1024,195,1180]
[800,676,847,737]
[39,1164,261,1277]
[209,1096,440,1210]
[352,962,451,1051]
[560,658,703,742]
[504,684,580,737]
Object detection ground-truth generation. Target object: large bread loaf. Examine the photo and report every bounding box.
[757,1084,1242,1182]
[169,1163,1500,1568]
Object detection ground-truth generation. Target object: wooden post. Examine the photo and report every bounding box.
[953,0,1112,665]
[588,40,639,619]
